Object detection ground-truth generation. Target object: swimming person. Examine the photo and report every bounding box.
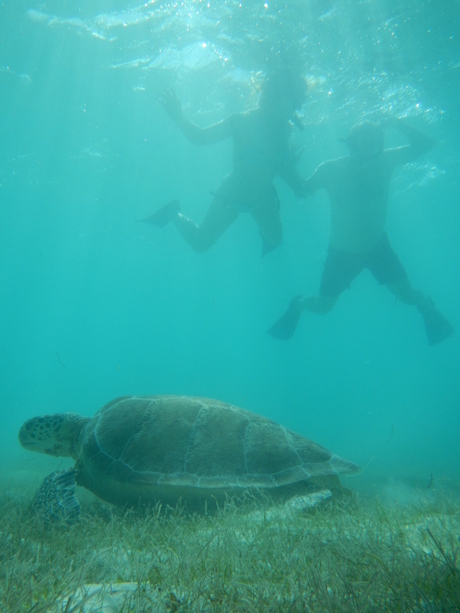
[268,118,454,346]
[141,70,309,256]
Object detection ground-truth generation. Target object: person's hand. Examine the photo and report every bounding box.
[159,88,183,124]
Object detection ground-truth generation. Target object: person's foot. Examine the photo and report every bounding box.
[138,199,181,227]
[267,295,305,340]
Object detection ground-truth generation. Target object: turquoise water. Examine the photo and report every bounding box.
[1,0,459,495]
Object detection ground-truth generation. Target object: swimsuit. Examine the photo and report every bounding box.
[320,232,407,297]
[214,174,280,213]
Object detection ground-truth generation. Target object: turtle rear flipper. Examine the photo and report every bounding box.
[32,468,80,525]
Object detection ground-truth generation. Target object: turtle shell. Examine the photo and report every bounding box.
[75,395,359,508]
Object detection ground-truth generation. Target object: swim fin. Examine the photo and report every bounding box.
[138,199,181,227]
[421,301,454,346]
[267,295,305,340]
[261,236,277,258]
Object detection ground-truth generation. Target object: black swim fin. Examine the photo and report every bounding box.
[267,296,304,340]
[421,301,454,346]
[138,199,180,227]
[261,236,277,258]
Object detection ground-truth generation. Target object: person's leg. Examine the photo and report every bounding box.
[266,294,337,340]
[366,234,421,305]
[267,248,361,340]
[385,276,426,309]
[301,294,338,314]
[385,276,454,345]
[250,188,283,257]
[368,234,454,345]
[171,194,238,253]
[141,178,239,253]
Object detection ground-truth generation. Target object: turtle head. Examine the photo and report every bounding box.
[19,413,90,460]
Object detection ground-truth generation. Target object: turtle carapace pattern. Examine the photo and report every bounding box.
[19,395,359,516]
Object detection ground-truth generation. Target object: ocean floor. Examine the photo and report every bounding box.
[1,468,459,612]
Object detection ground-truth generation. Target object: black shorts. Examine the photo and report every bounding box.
[320,233,407,298]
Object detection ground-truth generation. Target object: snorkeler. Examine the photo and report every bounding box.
[268,118,454,346]
[141,70,308,256]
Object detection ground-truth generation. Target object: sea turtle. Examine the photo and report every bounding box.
[19,395,359,522]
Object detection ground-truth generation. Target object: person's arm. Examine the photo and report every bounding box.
[384,117,436,168]
[303,161,331,195]
[159,88,233,146]
[277,146,310,198]
[279,157,331,199]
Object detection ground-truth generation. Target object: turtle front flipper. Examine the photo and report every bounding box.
[32,468,80,525]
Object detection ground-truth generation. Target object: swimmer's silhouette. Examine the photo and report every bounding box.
[142,70,309,257]
[268,118,453,346]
